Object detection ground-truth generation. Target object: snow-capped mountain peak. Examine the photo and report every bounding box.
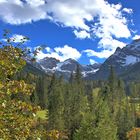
[93,38,140,80]
[31,57,101,79]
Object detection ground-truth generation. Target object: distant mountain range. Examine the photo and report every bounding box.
[26,57,101,80]
[25,38,140,82]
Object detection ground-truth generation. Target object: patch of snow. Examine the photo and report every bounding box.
[55,62,64,71]
[131,45,140,51]
[128,39,140,50]
[40,65,55,72]
[63,60,72,65]
[55,62,72,73]
[82,69,99,77]
[123,55,140,66]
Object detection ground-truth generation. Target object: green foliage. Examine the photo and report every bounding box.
[32,64,140,140]
[73,90,118,140]
[36,110,48,120]
[63,66,89,139]
[0,31,59,140]
[0,30,46,140]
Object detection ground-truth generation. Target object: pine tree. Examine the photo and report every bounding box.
[69,71,74,84]
[108,65,117,91]
[36,76,46,108]
[107,65,118,114]
[47,73,65,131]
[64,65,88,140]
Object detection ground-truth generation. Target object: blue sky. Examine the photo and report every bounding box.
[0,0,140,64]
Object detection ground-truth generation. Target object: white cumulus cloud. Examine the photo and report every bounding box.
[1,34,28,43]
[0,0,47,24]
[123,8,133,14]
[89,59,98,64]
[0,0,132,37]
[10,34,28,43]
[132,35,140,40]
[0,0,133,60]
[98,37,126,50]
[36,45,81,61]
[74,30,90,39]
[84,37,126,59]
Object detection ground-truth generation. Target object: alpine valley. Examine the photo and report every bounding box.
[2,0,140,139]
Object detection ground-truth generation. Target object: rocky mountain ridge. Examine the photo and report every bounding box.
[93,38,140,81]
[26,38,140,82]
[27,57,101,80]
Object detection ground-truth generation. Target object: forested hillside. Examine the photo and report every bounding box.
[19,63,140,140]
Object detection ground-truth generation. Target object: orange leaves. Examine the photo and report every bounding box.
[11,100,40,113]
[0,80,35,97]
[47,129,67,140]
[136,111,140,119]
[5,80,34,95]
[0,82,4,89]
[0,97,41,139]
[127,127,140,140]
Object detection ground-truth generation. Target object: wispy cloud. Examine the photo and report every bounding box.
[83,49,115,59]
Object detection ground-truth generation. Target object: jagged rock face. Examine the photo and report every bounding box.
[56,59,82,72]
[32,57,101,79]
[39,57,60,69]
[93,39,140,80]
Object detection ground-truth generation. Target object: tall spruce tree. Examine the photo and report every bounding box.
[107,65,118,114]
[64,65,88,140]
[47,73,65,131]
